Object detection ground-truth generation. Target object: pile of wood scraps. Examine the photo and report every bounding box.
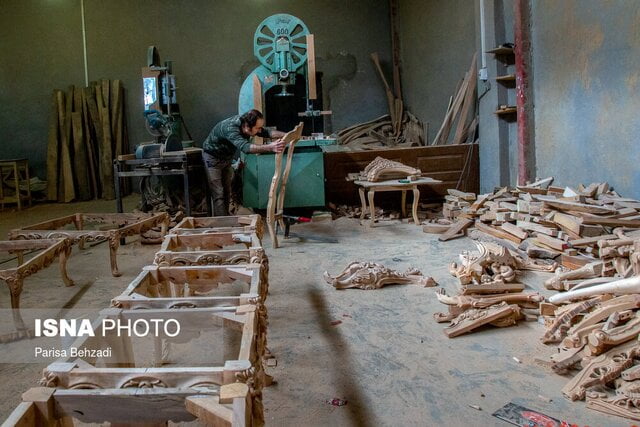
[429,177,640,421]
[336,52,425,149]
[431,53,478,146]
[46,79,128,202]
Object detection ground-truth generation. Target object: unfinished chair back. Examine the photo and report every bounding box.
[266,122,304,249]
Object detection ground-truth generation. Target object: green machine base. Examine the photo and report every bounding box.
[241,138,335,209]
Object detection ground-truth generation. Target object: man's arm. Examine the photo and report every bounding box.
[249,139,285,154]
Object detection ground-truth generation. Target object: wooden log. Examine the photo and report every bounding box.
[46,91,60,201]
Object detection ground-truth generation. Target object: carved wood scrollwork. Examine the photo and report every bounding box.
[324,261,429,290]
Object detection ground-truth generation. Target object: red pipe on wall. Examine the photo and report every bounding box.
[514,0,531,185]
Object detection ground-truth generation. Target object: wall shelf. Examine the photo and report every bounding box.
[486,46,514,55]
[495,106,517,115]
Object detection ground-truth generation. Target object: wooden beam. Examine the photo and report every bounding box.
[306,34,317,100]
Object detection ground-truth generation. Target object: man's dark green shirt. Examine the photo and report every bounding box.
[202,115,272,160]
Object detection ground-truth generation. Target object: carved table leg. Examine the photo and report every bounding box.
[59,246,74,287]
[358,187,367,222]
[401,190,407,218]
[6,277,27,331]
[368,190,376,227]
[412,186,420,225]
[109,236,122,277]
[16,250,24,266]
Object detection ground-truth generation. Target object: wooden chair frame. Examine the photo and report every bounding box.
[266,122,304,248]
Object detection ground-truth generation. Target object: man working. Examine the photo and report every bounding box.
[202,109,286,216]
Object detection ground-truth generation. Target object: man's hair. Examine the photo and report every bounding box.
[240,109,264,128]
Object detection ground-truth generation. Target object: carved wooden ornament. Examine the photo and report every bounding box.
[323,261,432,290]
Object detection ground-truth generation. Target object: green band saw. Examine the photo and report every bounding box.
[239,14,336,210]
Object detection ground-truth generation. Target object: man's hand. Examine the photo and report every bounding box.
[270,139,285,153]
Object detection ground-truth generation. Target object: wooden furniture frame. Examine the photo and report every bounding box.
[172,214,263,239]
[355,176,442,226]
[111,264,264,309]
[8,302,268,426]
[3,215,271,427]
[0,238,74,332]
[0,158,31,210]
[8,212,169,277]
[154,232,268,297]
[266,122,304,249]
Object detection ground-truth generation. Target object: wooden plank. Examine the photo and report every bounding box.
[71,111,91,201]
[306,34,317,100]
[111,80,123,158]
[535,233,569,251]
[570,234,617,247]
[580,216,640,228]
[553,212,583,236]
[58,88,75,202]
[447,189,476,201]
[439,218,473,242]
[252,75,263,145]
[100,105,115,200]
[543,199,617,215]
[474,221,522,243]
[81,88,99,198]
[3,402,36,426]
[46,91,60,201]
[500,222,528,240]
[452,53,477,145]
[517,220,558,236]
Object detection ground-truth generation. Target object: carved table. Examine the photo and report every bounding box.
[354,177,442,226]
[0,238,74,331]
[8,212,169,277]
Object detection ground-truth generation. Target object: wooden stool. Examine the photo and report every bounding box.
[0,158,31,210]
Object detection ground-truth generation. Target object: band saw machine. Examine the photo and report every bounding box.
[239,14,336,209]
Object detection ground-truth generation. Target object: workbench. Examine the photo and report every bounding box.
[113,150,211,216]
[354,176,442,226]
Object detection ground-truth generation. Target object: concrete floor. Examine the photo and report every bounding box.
[0,199,629,426]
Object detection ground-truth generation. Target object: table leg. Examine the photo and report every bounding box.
[368,190,376,227]
[358,187,367,221]
[401,190,407,218]
[412,186,420,225]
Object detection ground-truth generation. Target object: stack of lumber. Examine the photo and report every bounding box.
[46,79,128,202]
[431,53,478,146]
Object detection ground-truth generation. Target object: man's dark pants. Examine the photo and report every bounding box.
[202,152,233,216]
